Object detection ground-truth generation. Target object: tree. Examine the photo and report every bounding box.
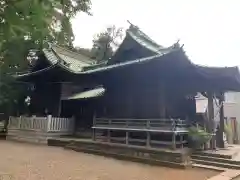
[91,25,123,63]
[0,0,92,114]
[0,0,91,52]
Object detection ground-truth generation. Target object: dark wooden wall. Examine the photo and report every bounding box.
[29,82,61,116]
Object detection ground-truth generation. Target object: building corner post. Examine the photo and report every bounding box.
[219,92,225,148]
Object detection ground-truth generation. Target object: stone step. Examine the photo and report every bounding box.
[193,150,237,159]
[192,159,240,169]
[6,135,47,144]
[192,163,226,171]
[192,155,240,165]
[65,145,188,169]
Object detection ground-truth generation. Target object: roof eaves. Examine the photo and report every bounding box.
[81,49,175,74]
[49,47,83,74]
[15,46,179,77]
[13,64,57,78]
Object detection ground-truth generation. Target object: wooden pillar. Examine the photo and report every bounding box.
[207,92,216,149]
[146,120,150,147]
[126,131,129,145]
[180,134,183,149]
[146,132,151,147]
[92,129,96,141]
[172,133,176,149]
[57,100,62,117]
[92,113,96,141]
[107,130,111,142]
[159,81,166,118]
[207,92,214,130]
[219,93,225,148]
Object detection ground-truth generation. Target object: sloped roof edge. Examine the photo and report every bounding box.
[15,46,177,78]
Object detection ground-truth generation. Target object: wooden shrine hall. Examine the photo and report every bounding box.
[12,23,240,151]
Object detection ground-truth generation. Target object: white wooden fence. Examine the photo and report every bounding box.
[8,115,74,134]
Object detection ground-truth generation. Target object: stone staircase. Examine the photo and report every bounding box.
[192,151,240,169]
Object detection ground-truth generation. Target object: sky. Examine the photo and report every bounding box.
[71,0,240,67]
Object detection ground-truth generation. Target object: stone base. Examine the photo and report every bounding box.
[48,138,192,168]
[7,129,72,144]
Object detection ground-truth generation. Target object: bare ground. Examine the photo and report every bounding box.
[0,141,219,180]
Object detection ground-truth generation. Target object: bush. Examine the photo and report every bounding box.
[188,125,212,150]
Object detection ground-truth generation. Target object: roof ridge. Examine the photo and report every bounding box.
[127,24,163,49]
[126,24,180,54]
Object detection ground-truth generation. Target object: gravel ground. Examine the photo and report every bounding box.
[0,141,219,180]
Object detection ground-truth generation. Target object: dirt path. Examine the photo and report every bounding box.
[0,141,218,180]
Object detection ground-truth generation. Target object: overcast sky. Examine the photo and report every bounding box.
[71,0,240,67]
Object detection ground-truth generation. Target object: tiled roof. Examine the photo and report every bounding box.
[52,45,94,71]
[14,24,240,92]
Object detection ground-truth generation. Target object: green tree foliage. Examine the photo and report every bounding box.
[0,0,91,51]
[91,25,123,63]
[0,0,91,114]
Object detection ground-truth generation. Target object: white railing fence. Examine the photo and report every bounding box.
[8,115,74,134]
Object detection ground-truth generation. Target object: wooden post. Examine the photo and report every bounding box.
[219,93,225,148]
[146,120,150,147]
[18,116,22,129]
[57,100,62,117]
[180,134,183,149]
[172,133,176,150]
[172,119,176,149]
[93,112,96,127]
[92,113,96,141]
[57,84,62,117]
[146,132,150,147]
[107,130,111,142]
[207,92,215,149]
[92,129,96,141]
[126,131,129,145]
[8,117,11,129]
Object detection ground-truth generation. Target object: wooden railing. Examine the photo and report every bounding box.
[92,118,189,149]
[93,118,188,133]
[8,115,74,134]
